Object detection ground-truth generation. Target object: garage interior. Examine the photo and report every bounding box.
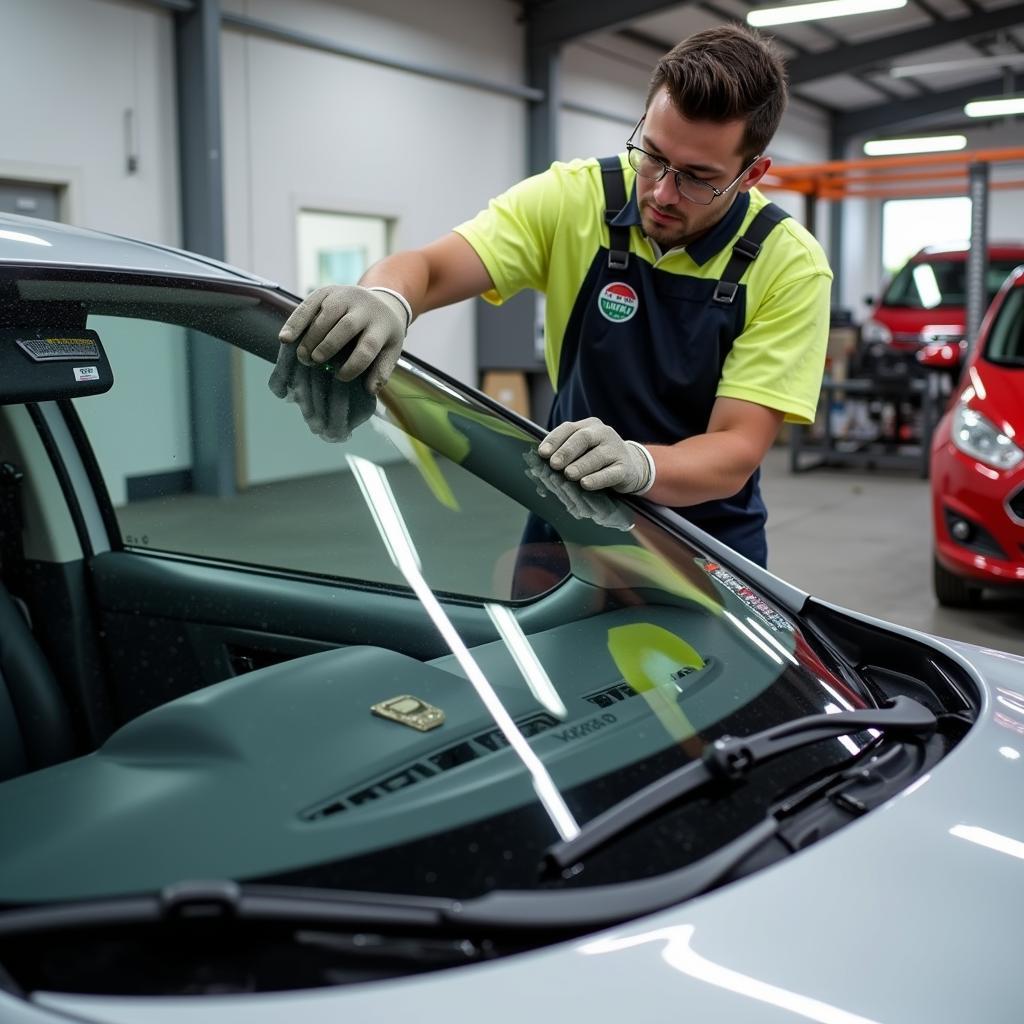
[2,0,1023,657]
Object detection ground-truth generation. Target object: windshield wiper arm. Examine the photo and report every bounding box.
[0,880,453,939]
[544,695,936,872]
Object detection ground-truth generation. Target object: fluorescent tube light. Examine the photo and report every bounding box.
[747,0,905,27]
[891,53,1024,78]
[965,95,1024,118]
[863,134,967,156]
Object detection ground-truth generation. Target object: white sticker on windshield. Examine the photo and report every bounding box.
[73,366,99,382]
[699,559,793,632]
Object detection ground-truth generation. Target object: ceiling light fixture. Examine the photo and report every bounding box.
[863,135,967,156]
[747,0,905,28]
[964,95,1024,118]
[890,53,1024,78]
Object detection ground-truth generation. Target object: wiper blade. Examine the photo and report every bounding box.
[0,880,452,939]
[545,695,936,872]
[0,833,784,957]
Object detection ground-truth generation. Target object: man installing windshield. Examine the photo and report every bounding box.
[278,24,832,567]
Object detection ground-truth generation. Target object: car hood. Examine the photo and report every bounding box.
[872,304,965,337]
[25,610,1024,1024]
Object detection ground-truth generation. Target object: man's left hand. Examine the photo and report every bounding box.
[538,417,653,494]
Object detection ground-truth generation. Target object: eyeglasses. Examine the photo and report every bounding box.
[625,117,760,207]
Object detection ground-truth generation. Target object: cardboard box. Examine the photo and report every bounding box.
[826,326,859,382]
[481,371,530,418]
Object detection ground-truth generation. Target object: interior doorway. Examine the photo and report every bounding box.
[0,180,61,221]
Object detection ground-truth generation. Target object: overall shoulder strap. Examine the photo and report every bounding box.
[598,156,631,271]
[712,202,791,305]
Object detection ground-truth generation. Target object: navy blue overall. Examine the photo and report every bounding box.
[548,157,789,566]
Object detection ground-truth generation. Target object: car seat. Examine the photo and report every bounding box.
[0,581,75,781]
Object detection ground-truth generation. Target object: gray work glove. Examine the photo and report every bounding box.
[538,417,654,494]
[278,284,410,394]
[268,343,376,443]
[523,450,634,532]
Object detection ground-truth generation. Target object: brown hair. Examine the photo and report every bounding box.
[645,24,788,161]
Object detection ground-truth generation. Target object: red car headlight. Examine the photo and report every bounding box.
[951,405,1024,470]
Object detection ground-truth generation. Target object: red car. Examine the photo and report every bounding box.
[928,265,1024,605]
[862,243,1024,358]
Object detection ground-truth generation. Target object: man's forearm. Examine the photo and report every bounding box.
[359,252,432,320]
[643,432,767,507]
[359,234,496,318]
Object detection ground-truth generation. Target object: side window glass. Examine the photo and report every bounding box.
[74,315,191,511]
[987,287,1023,362]
[75,312,566,602]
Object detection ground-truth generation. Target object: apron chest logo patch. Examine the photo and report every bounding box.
[597,282,639,323]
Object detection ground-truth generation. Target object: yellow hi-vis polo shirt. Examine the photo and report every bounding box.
[454,155,833,425]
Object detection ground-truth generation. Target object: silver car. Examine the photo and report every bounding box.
[0,213,1021,1024]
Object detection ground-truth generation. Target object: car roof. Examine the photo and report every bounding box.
[914,241,1024,260]
[0,212,278,287]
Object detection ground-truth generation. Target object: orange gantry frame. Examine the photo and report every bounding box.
[761,146,1024,202]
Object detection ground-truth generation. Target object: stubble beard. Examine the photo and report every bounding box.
[640,201,692,250]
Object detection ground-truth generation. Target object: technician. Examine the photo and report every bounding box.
[278,24,833,566]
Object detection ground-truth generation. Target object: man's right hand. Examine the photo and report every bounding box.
[278,284,410,395]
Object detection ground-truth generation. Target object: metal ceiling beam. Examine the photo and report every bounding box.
[787,6,1024,85]
[527,34,561,174]
[834,75,1006,138]
[527,0,692,48]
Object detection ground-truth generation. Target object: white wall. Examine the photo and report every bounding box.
[0,0,180,242]
[221,0,531,484]
[222,0,528,386]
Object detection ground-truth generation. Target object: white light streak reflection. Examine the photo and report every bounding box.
[580,925,881,1024]
[950,824,1024,862]
[0,229,51,246]
[485,603,567,720]
[817,679,853,710]
[817,680,879,740]
[999,747,1021,761]
[968,366,987,401]
[723,610,782,665]
[824,703,862,756]
[745,617,798,665]
[346,455,579,841]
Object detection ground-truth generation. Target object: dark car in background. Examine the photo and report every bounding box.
[929,265,1024,605]
[1,213,1024,1023]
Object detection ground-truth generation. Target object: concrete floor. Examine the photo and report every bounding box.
[759,445,1024,657]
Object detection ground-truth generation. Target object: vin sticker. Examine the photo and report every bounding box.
[74,366,100,382]
[699,559,793,632]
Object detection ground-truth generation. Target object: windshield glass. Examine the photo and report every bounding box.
[882,257,1022,310]
[0,269,870,906]
[984,282,1024,366]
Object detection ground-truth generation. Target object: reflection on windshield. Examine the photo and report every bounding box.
[912,264,941,309]
[485,603,569,720]
[346,454,580,843]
